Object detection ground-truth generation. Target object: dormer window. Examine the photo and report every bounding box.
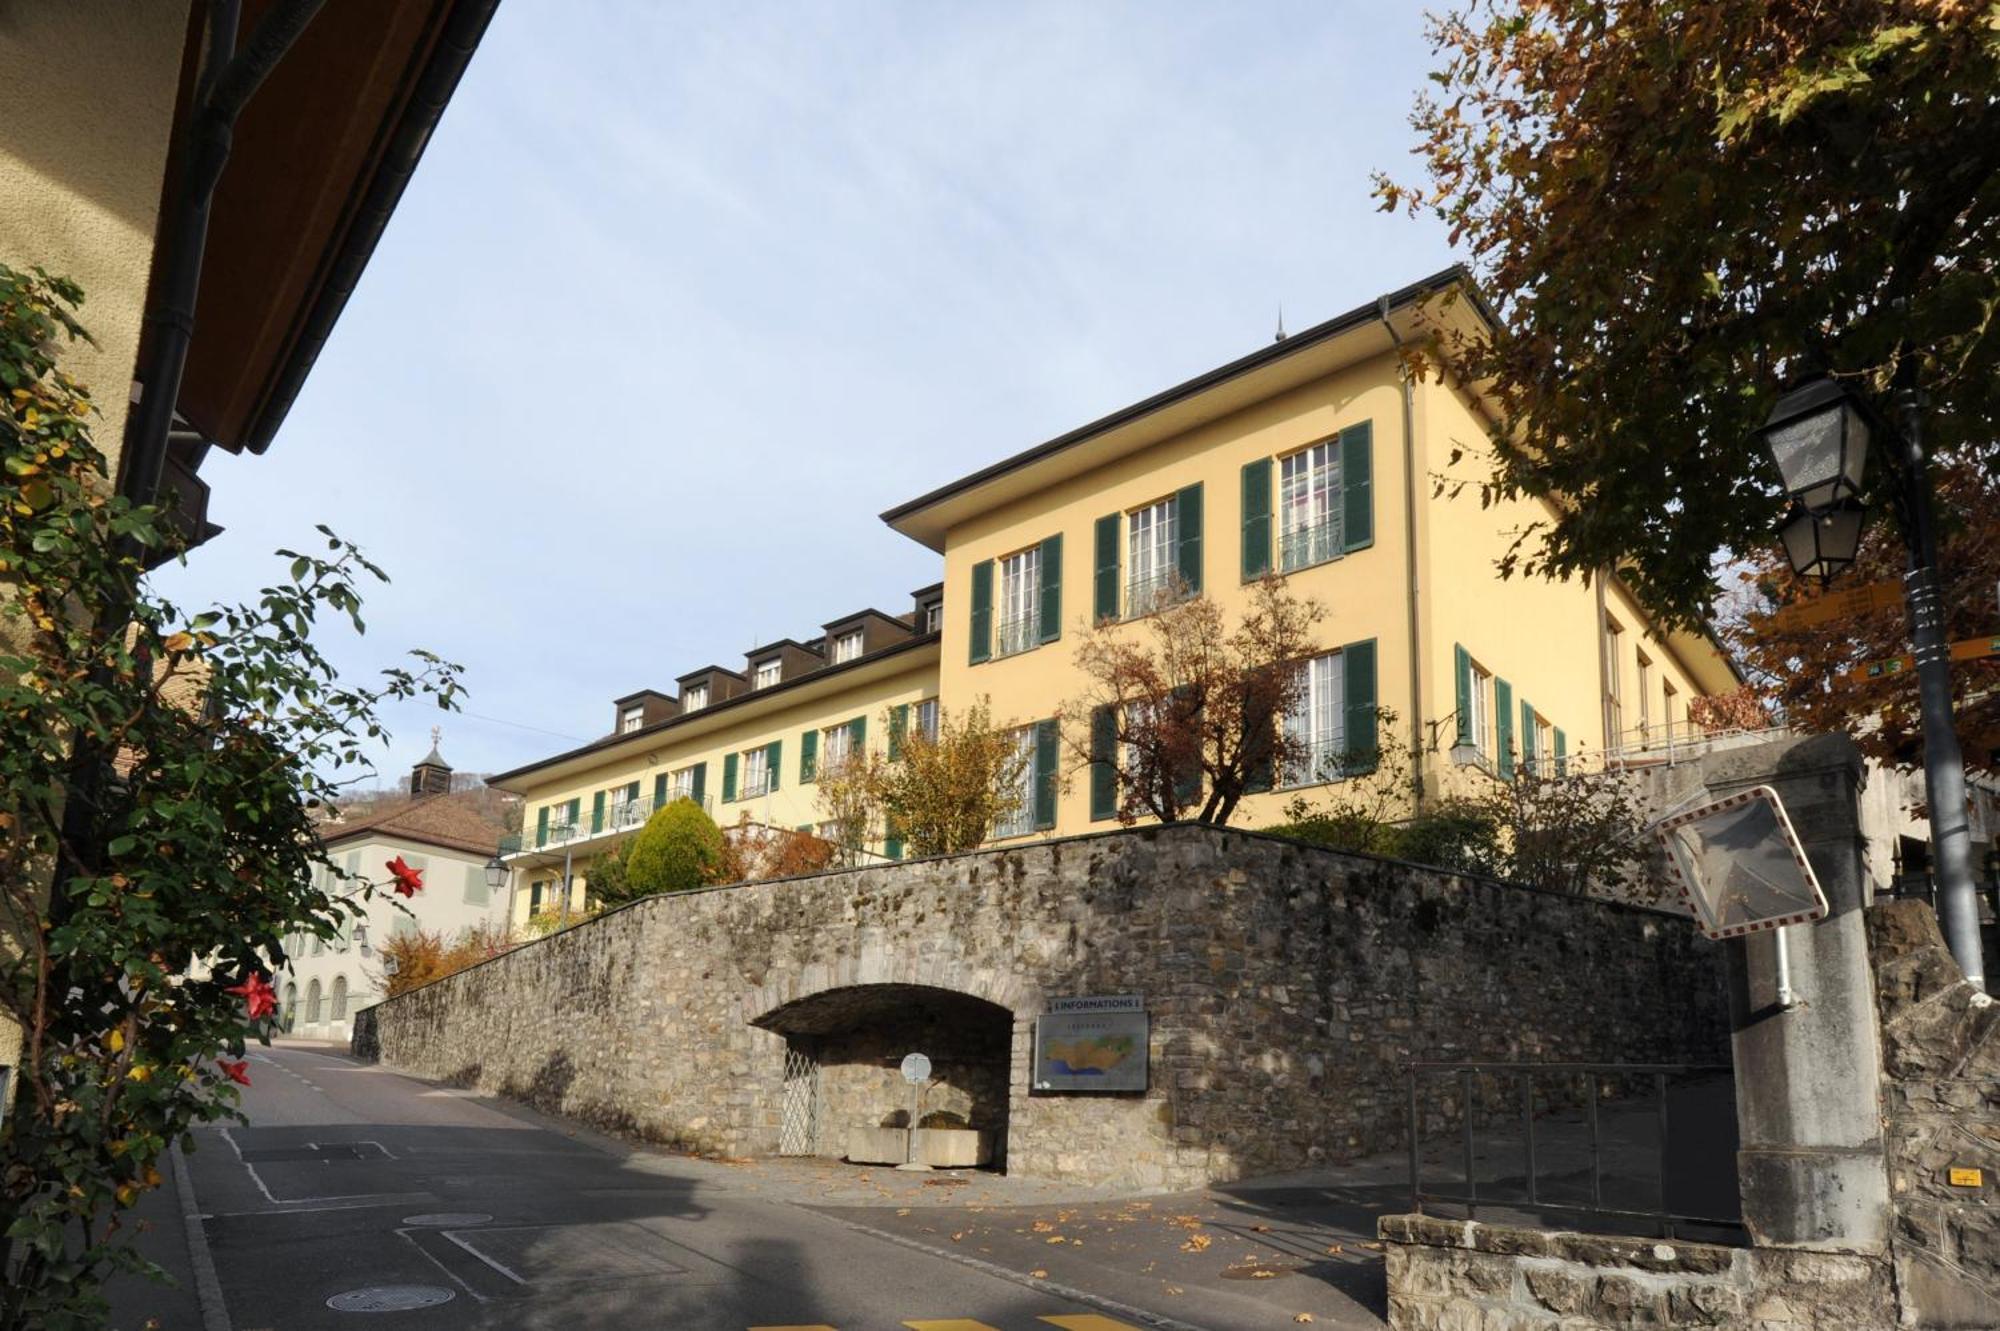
[683,684,708,713]
[924,603,943,633]
[832,630,864,664]
[753,659,782,690]
[620,706,644,733]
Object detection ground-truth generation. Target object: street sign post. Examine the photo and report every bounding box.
[1767,577,1904,631]
[1844,635,2000,687]
[897,1053,932,1170]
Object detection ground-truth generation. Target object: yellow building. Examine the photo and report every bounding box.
[491,268,1736,909]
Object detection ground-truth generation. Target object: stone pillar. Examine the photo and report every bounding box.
[1699,733,1892,1252]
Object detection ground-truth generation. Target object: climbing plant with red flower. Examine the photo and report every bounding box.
[0,265,463,1328]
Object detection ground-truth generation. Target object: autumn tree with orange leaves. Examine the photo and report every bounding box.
[1378,2,2000,629]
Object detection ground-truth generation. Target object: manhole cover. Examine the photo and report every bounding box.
[326,1285,456,1312]
[1219,1262,1300,1281]
[401,1212,493,1227]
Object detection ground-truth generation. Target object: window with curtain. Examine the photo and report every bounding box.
[821,723,853,770]
[914,698,940,742]
[832,630,863,663]
[1125,495,1179,614]
[1282,652,1347,787]
[330,976,349,1021]
[682,683,707,712]
[753,659,782,689]
[1278,441,1342,571]
[996,547,1041,657]
[994,727,1038,838]
[740,746,771,798]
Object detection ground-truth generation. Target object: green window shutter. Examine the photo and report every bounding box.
[766,740,783,791]
[850,715,866,753]
[1341,421,1374,552]
[722,753,738,803]
[535,805,550,847]
[1520,699,1536,774]
[1495,677,1515,779]
[565,798,580,826]
[591,791,606,833]
[1554,728,1567,777]
[796,824,814,834]
[689,762,707,807]
[884,829,905,861]
[1343,638,1379,775]
[1170,684,1201,808]
[800,728,818,782]
[969,559,994,664]
[1241,458,1273,580]
[1032,717,1060,830]
[1454,645,1473,747]
[625,780,640,802]
[1244,675,1277,794]
[1093,512,1121,622]
[1038,534,1063,644]
[1175,482,1204,593]
[653,773,668,808]
[888,704,909,760]
[1089,705,1118,821]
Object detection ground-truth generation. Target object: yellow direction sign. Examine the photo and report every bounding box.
[1770,578,1904,630]
[1845,636,2000,686]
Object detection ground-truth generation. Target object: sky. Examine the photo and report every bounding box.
[152,1,1455,791]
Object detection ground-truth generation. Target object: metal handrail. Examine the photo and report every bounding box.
[501,792,713,856]
[1122,570,1185,618]
[1280,735,1360,788]
[1406,1060,1742,1241]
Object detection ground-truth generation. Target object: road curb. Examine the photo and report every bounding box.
[170,1141,233,1331]
[816,1209,1218,1331]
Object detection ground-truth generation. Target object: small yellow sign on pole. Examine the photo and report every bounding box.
[1947,1167,1983,1188]
[1769,579,1904,631]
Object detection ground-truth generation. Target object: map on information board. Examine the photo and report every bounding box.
[1033,1009,1148,1092]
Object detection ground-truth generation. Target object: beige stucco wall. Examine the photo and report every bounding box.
[0,1,189,471]
[0,0,189,1097]
[938,354,1419,836]
[505,656,941,925]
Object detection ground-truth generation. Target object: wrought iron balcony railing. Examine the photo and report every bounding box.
[500,792,711,857]
[1279,513,1342,572]
[995,611,1039,659]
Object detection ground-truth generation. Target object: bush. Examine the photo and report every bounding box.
[379,921,519,996]
[1393,801,1504,876]
[625,797,725,896]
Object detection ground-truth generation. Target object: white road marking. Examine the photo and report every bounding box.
[394,1228,491,1304]
[439,1228,530,1286]
[171,1142,234,1331]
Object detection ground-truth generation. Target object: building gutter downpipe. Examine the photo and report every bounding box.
[1377,296,1426,808]
[51,0,326,938]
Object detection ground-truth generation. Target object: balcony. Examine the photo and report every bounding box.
[1121,569,1187,620]
[1279,514,1342,572]
[500,792,711,857]
[1280,734,1360,789]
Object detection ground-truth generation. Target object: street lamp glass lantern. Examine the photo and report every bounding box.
[1761,376,1870,513]
[484,853,506,889]
[1778,498,1865,586]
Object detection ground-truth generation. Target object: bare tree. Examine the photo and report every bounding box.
[1064,576,1326,826]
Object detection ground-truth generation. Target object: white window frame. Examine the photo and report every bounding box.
[1281,651,1347,788]
[1278,440,1342,572]
[666,765,697,804]
[831,630,864,664]
[995,547,1041,658]
[924,603,943,633]
[682,683,707,713]
[753,659,782,690]
[1603,619,1625,748]
[1636,651,1654,741]
[821,723,854,771]
[620,706,644,733]
[914,698,940,743]
[1468,660,1494,765]
[740,746,771,798]
[994,727,1038,839]
[1125,495,1179,614]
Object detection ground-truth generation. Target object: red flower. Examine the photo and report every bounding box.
[386,855,424,897]
[225,973,278,1020]
[219,1058,252,1087]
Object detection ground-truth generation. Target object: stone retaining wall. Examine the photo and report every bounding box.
[356,823,1727,1190]
[1378,1214,1895,1330]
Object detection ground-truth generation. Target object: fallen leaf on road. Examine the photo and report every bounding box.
[1294,1315,1315,1323]
[1360,1241,1383,1251]
[1032,1219,1056,1232]
[1031,1269,1048,1279]
[1047,1236,1067,1244]
[1251,1223,1271,1232]
[1164,1285,1183,1296]
[951,1232,965,1242]
[896,1208,911,1216]
[1325,1244,1343,1255]
[1180,1233,1212,1253]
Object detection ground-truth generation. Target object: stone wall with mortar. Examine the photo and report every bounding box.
[356,823,1727,1190]
[1378,1213,1896,1330]
[1868,900,2000,1327]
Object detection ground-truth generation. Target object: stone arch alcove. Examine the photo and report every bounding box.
[752,983,1014,1168]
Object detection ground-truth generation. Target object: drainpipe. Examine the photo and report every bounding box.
[117,0,326,522]
[1377,297,1426,809]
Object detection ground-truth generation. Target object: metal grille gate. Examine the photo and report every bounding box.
[778,1041,820,1156]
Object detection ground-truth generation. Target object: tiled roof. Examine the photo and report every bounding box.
[319,790,509,858]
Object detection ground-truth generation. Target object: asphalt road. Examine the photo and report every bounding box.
[151,1044,1207,1331]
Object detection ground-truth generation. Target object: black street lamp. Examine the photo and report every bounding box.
[1776,499,1866,587]
[484,853,507,891]
[1759,374,1985,989]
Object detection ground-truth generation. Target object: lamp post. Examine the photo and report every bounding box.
[1760,375,1985,989]
[484,853,506,891]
